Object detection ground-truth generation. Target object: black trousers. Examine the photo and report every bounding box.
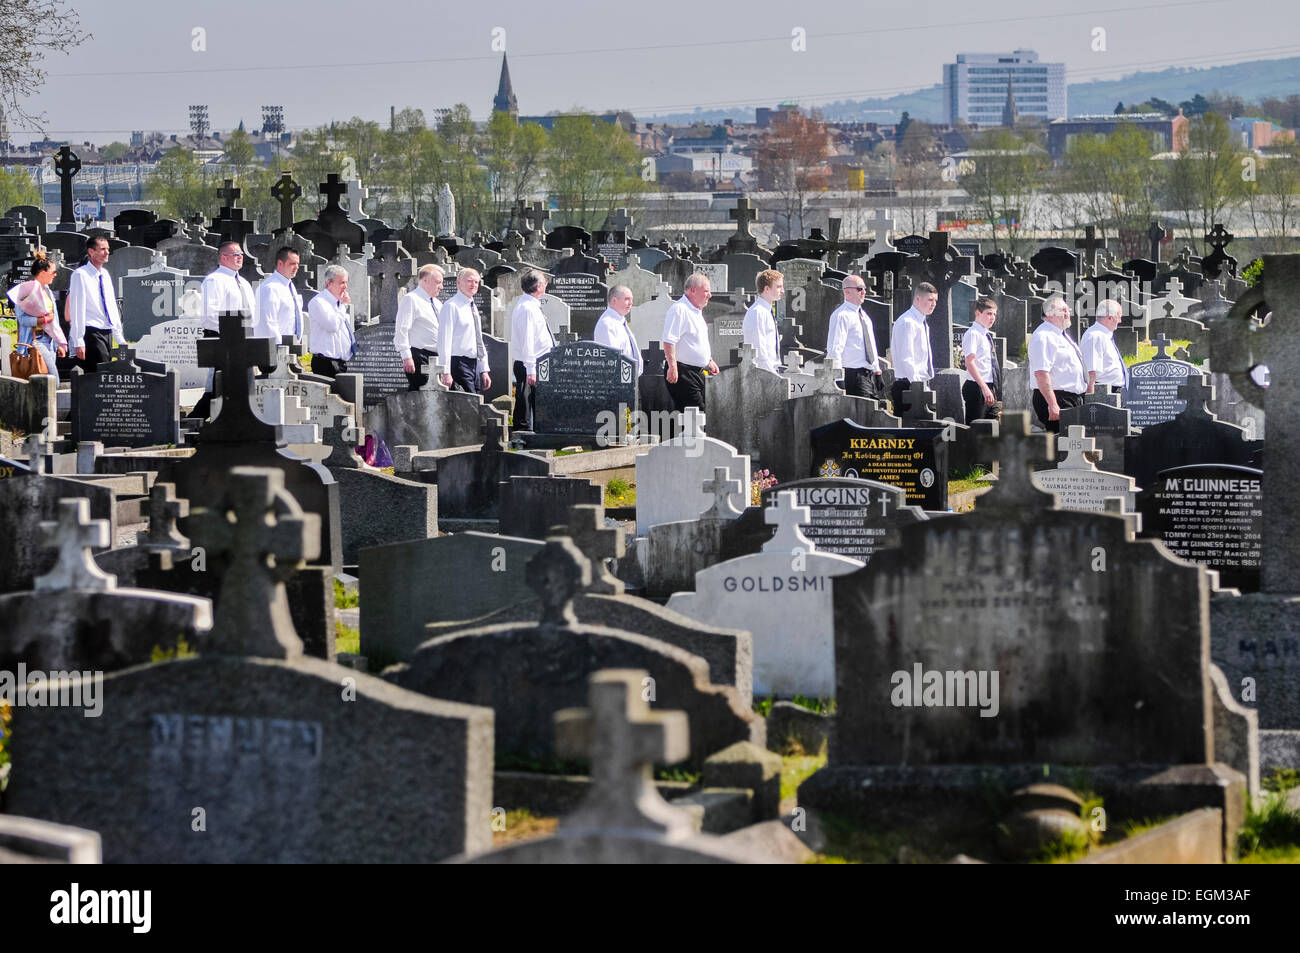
[1032,388,1084,433]
[891,377,919,417]
[406,347,437,391]
[963,379,1001,423]
[665,362,705,415]
[842,366,880,399]
[449,354,480,393]
[512,359,535,430]
[187,328,221,420]
[313,356,347,380]
[81,326,113,373]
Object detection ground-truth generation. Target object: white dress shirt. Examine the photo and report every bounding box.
[306,289,355,361]
[510,295,556,376]
[437,291,486,375]
[741,298,781,372]
[826,301,881,371]
[593,308,644,376]
[1029,321,1087,393]
[890,306,933,381]
[1080,321,1126,388]
[960,323,996,385]
[394,287,441,358]
[252,270,303,342]
[66,261,122,349]
[200,264,256,333]
[661,296,711,368]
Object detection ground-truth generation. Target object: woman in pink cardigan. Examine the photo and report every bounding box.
[7,252,67,385]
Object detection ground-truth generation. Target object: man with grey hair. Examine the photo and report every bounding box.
[593,285,642,376]
[1080,298,1127,395]
[307,263,355,379]
[394,263,444,390]
[662,272,718,413]
[1028,293,1087,432]
[439,268,491,393]
[509,268,554,428]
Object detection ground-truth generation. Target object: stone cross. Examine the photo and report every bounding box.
[322,412,363,469]
[270,172,302,231]
[483,412,509,451]
[34,498,116,592]
[869,209,896,252]
[606,208,633,231]
[347,176,368,217]
[53,145,81,228]
[108,343,137,365]
[813,358,844,396]
[1056,425,1099,469]
[137,482,189,551]
[1075,225,1104,272]
[978,410,1057,509]
[216,178,241,210]
[526,536,588,628]
[319,174,348,214]
[900,380,938,421]
[762,490,813,554]
[1175,372,1216,417]
[23,427,53,474]
[261,390,319,444]
[1205,223,1233,253]
[552,503,624,595]
[1148,221,1169,262]
[701,466,744,520]
[1162,301,1176,320]
[1166,276,1184,300]
[680,406,707,441]
[502,230,525,263]
[554,668,691,836]
[190,466,319,658]
[729,198,757,237]
[367,240,415,322]
[197,312,278,442]
[526,201,551,235]
[1151,333,1174,359]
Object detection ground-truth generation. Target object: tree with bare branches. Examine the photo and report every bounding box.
[0,0,88,132]
[756,110,831,239]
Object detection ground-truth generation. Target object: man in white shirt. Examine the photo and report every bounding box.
[509,269,555,429]
[593,285,643,377]
[201,241,257,338]
[394,264,443,391]
[66,233,122,373]
[1029,294,1088,432]
[826,273,884,398]
[889,281,938,416]
[961,296,1000,423]
[438,268,491,394]
[741,268,784,373]
[306,264,355,379]
[1080,298,1127,395]
[252,247,303,344]
[662,273,718,413]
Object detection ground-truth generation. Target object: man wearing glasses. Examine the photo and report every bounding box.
[200,241,257,339]
[1029,294,1088,433]
[826,274,884,398]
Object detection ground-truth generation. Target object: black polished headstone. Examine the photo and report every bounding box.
[534,341,637,435]
[809,419,948,510]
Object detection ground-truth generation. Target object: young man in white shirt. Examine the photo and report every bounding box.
[394,264,443,391]
[662,273,718,413]
[509,269,555,429]
[66,233,122,373]
[889,281,938,415]
[741,268,784,373]
[200,241,257,338]
[438,268,491,394]
[961,296,1000,423]
[593,285,643,377]
[1029,294,1088,432]
[306,264,355,379]
[1080,298,1127,395]
[252,247,303,343]
[826,273,884,397]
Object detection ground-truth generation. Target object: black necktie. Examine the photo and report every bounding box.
[988,332,1002,398]
[857,307,877,367]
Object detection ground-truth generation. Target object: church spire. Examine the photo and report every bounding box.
[493,52,518,121]
[1002,72,1018,127]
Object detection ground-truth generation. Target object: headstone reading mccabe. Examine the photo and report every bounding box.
[535,341,636,436]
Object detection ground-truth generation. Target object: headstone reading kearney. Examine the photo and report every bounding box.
[534,341,637,436]
[809,419,948,510]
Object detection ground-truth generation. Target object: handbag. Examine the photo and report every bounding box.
[9,343,48,381]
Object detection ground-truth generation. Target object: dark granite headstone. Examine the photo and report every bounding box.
[535,341,637,435]
[547,273,609,311]
[1123,346,1199,428]
[71,350,180,448]
[809,419,948,510]
[498,475,603,540]
[1138,464,1262,592]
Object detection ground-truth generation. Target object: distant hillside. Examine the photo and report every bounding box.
[643,57,1300,125]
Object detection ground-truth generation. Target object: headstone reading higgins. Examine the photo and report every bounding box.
[534,341,636,436]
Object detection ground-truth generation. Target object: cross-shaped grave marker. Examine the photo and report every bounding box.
[347,175,368,217]
[554,668,691,835]
[260,390,319,444]
[54,145,81,227]
[1175,371,1216,417]
[367,240,414,321]
[322,411,363,469]
[606,208,633,231]
[1056,425,1099,469]
[1151,333,1175,359]
[34,498,116,592]
[680,405,707,441]
[197,312,278,442]
[977,410,1056,508]
[701,465,744,520]
[190,466,319,658]
[1075,225,1104,272]
[527,201,551,235]
[216,178,241,209]
[137,482,190,551]
[900,379,938,421]
[552,503,625,595]
[319,174,348,214]
[730,198,757,237]
[1205,223,1234,253]
[1148,221,1170,262]
[23,426,54,474]
[812,357,845,396]
[763,489,813,554]
[526,536,588,628]
[270,172,302,231]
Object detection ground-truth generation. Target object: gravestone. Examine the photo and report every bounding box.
[118,258,189,342]
[1123,336,1198,428]
[366,387,493,453]
[1139,464,1262,593]
[635,408,749,535]
[666,491,861,697]
[1030,425,1137,513]
[704,346,790,460]
[498,475,603,541]
[1058,397,1132,472]
[546,274,609,338]
[71,347,180,448]
[809,419,947,510]
[534,341,637,436]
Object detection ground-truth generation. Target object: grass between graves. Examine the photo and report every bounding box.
[1,317,16,335]
[948,464,994,496]
[333,578,359,609]
[492,809,558,847]
[1237,790,1300,861]
[335,621,360,657]
[604,477,635,507]
[0,700,11,787]
[1125,338,1194,366]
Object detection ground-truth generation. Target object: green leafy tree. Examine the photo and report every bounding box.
[485,111,548,232]
[957,128,1045,256]
[434,104,489,235]
[1056,122,1159,258]
[1244,139,1300,253]
[376,108,441,227]
[100,141,128,162]
[222,127,256,177]
[1162,112,1246,251]
[546,114,647,231]
[0,165,40,209]
[289,126,344,217]
[145,147,214,222]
